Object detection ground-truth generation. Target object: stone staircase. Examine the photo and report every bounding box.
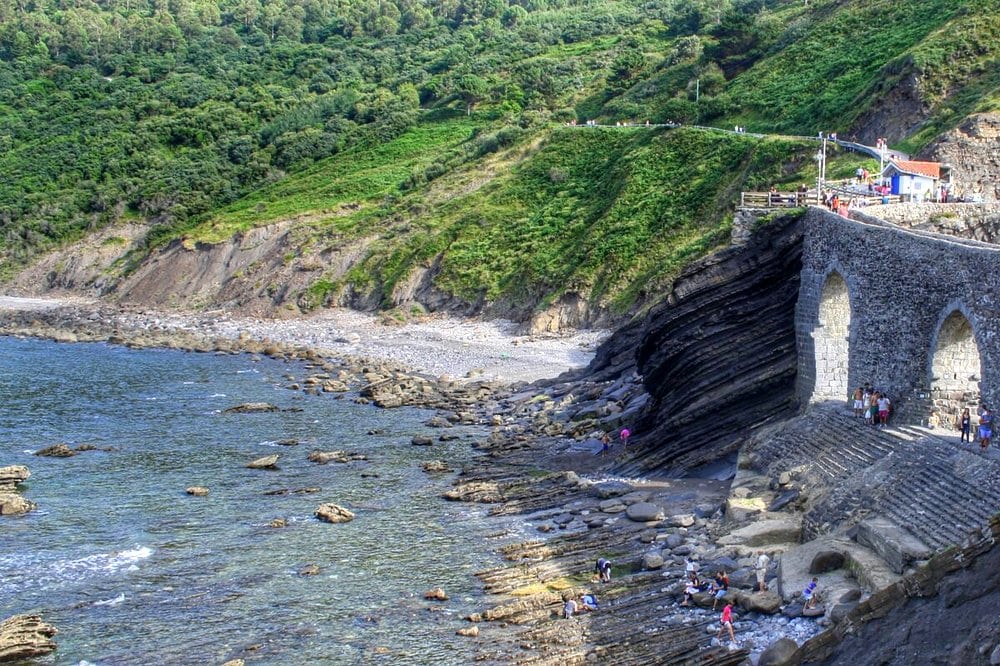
[749,405,1000,558]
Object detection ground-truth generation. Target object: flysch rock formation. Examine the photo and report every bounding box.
[0,466,34,516]
[0,614,58,662]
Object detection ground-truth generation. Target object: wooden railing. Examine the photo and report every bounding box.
[739,190,903,209]
[739,191,815,208]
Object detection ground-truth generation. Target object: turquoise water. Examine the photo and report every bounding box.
[0,337,512,665]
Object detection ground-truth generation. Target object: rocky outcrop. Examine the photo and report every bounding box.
[0,466,34,516]
[0,614,58,661]
[246,455,279,469]
[619,212,803,475]
[925,113,1000,203]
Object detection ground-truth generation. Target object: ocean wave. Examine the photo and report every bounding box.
[93,592,126,606]
[0,546,152,594]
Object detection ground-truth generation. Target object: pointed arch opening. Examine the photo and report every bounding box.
[930,310,982,424]
[813,271,851,401]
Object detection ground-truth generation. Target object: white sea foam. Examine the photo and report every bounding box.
[209,393,227,398]
[93,593,125,606]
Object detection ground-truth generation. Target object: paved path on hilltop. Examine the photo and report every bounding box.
[567,122,911,161]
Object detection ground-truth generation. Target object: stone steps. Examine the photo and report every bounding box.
[755,405,1000,558]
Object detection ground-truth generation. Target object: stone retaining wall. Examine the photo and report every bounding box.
[863,202,1000,244]
[795,207,1000,420]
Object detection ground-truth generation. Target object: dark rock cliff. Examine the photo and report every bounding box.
[611,212,805,476]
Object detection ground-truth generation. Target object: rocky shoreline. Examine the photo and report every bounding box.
[0,296,829,665]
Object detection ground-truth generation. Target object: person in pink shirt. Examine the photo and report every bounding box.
[716,603,736,643]
[620,427,631,449]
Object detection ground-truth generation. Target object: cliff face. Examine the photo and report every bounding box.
[925,112,1000,203]
[615,212,804,476]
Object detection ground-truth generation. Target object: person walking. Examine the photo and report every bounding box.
[620,427,631,450]
[716,603,736,643]
[979,407,993,451]
[711,571,729,610]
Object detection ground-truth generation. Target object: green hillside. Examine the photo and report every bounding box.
[1,0,997,314]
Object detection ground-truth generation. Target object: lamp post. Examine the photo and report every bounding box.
[877,138,886,191]
[815,137,827,205]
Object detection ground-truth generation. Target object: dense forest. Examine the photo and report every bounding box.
[1,0,997,315]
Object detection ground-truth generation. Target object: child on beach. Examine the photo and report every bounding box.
[716,603,736,643]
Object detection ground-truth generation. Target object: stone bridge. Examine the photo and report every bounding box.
[795,206,1000,423]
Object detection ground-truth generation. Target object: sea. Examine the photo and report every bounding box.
[0,336,518,665]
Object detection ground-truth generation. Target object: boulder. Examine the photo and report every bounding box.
[299,564,321,576]
[315,503,355,524]
[0,466,30,491]
[268,518,287,528]
[828,601,858,622]
[0,494,35,516]
[734,590,783,614]
[768,489,801,512]
[186,486,209,497]
[694,503,720,518]
[223,402,279,413]
[456,626,479,637]
[665,533,685,549]
[246,454,279,469]
[411,436,434,446]
[598,499,627,514]
[424,588,449,601]
[591,481,633,499]
[669,514,696,527]
[0,614,58,661]
[626,502,665,523]
[34,444,76,458]
[643,552,665,570]
[759,637,800,666]
[422,461,453,473]
[809,550,845,574]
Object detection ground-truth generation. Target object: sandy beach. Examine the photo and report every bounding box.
[0,296,608,384]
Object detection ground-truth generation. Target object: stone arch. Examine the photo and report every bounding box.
[929,305,983,424]
[812,270,852,401]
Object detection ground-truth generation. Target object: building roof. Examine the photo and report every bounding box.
[886,160,941,179]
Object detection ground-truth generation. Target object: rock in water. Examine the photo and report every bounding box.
[185,486,209,496]
[315,503,355,524]
[223,402,279,413]
[456,626,479,637]
[0,614,58,661]
[246,455,279,469]
[34,444,76,458]
[0,466,34,516]
[424,588,449,601]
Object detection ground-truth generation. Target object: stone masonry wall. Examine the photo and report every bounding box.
[795,207,1000,419]
[864,202,1000,244]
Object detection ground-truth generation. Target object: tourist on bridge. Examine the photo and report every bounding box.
[979,407,993,451]
[958,408,972,443]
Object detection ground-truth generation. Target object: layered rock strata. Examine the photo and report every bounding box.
[623,212,804,475]
[0,466,34,516]
[0,614,57,661]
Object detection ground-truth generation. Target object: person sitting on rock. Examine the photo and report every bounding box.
[681,573,700,606]
[803,577,820,609]
[711,571,729,610]
[716,603,736,643]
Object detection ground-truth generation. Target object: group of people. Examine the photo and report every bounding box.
[851,385,891,427]
[957,405,993,451]
[563,592,600,618]
[598,427,631,456]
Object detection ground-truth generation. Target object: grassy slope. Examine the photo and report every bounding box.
[715,0,1000,148]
